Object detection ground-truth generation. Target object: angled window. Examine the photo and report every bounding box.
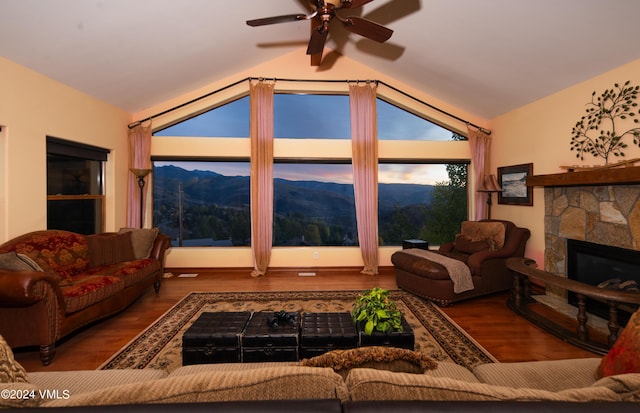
[150,83,470,248]
[153,96,250,137]
[377,98,461,141]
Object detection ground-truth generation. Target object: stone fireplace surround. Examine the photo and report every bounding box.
[544,183,640,298]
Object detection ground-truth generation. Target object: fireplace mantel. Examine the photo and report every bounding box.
[526,165,640,187]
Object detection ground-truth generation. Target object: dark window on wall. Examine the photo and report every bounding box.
[46,137,108,235]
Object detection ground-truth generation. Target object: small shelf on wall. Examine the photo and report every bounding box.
[526,165,640,187]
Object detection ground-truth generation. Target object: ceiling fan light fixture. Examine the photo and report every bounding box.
[247,0,390,64]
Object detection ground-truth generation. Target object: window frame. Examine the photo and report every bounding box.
[46,136,108,234]
[150,81,473,249]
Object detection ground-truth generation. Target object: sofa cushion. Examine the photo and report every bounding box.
[3,230,90,284]
[41,366,349,407]
[118,228,158,259]
[60,275,125,313]
[86,258,160,287]
[460,221,506,250]
[0,252,44,272]
[472,358,601,391]
[169,362,298,377]
[300,346,437,379]
[87,232,135,267]
[345,368,622,401]
[597,309,640,378]
[0,335,29,384]
[28,369,168,396]
[420,361,481,382]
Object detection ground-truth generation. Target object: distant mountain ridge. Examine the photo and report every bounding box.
[153,165,434,215]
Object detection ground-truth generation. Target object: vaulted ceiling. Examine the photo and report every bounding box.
[1,0,639,119]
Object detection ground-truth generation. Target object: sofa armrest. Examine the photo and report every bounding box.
[0,271,61,307]
[464,226,531,274]
[150,233,171,267]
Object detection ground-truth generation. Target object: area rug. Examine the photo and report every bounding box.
[100,290,497,372]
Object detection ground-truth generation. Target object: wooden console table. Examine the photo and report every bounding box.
[506,257,640,355]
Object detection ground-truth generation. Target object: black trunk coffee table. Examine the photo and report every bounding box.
[181,310,414,365]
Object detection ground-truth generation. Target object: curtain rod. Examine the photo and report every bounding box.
[128,77,490,135]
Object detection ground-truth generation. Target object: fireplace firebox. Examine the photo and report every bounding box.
[566,239,639,324]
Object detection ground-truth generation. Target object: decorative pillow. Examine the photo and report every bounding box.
[0,335,29,384]
[300,346,438,379]
[10,231,90,283]
[453,234,490,254]
[0,252,44,272]
[118,228,159,259]
[460,221,506,251]
[596,309,640,378]
[87,232,135,267]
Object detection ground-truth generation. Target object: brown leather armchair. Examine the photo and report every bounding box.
[391,220,530,305]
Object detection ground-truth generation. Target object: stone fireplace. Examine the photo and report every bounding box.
[544,183,640,298]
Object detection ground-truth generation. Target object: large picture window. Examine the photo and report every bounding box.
[273,162,356,246]
[151,88,470,247]
[379,162,468,246]
[153,161,251,247]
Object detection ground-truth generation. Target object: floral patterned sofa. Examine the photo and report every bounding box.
[0,228,171,365]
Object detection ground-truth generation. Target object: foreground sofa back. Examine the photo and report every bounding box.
[0,229,171,365]
[1,333,639,410]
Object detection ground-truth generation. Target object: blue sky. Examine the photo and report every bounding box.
[154,94,456,185]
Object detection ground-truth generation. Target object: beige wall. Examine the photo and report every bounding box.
[133,49,484,269]
[0,57,130,242]
[5,48,636,272]
[490,58,640,266]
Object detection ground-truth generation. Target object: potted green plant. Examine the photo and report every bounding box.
[351,287,403,335]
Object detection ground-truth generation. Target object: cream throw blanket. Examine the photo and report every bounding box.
[402,249,474,294]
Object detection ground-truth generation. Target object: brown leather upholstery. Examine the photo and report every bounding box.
[0,230,171,365]
[392,220,530,305]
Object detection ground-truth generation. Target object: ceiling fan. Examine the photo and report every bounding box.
[246,0,393,64]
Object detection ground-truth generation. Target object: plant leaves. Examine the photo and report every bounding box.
[364,320,374,335]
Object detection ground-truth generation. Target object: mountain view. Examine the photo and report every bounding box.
[153,165,436,247]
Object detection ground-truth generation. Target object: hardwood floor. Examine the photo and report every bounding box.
[14,267,598,372]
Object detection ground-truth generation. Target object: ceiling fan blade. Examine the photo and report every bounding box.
[307,26,329,55]
[344,0,375,8]
[341,16,392,42]
[246,14,308,27]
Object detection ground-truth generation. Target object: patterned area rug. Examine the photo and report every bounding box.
[100,290,496,372]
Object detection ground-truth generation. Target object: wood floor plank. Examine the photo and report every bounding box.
[13,268,599,372]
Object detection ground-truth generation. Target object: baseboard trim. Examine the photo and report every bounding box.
[165,266,395,277]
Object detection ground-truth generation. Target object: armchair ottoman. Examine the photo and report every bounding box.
[391,220,530,305]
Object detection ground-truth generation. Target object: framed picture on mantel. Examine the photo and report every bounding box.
[498,163,533,206]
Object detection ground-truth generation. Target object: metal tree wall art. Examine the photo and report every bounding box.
[570,80,640,165]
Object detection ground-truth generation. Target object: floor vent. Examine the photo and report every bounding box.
[298,272,317,277]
